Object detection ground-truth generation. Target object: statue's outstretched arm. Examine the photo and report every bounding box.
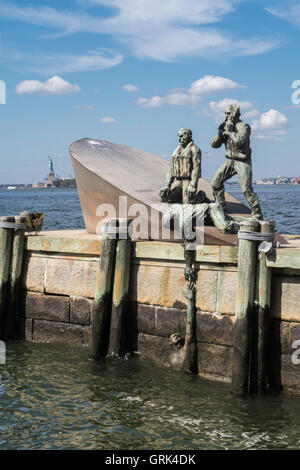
[211,134,223,149]
[211,123,225,149]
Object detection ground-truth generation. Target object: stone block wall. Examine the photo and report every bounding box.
[129,263,300,389]
[24,292,92,347]
[20,237,300,392]
[21,252,95,347]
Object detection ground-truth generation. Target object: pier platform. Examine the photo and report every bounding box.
[21,230,300,392]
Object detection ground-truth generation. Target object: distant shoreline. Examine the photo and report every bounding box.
[254,183,300,186]
[0,186,77,190]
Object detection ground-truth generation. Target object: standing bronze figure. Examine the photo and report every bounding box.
[211,105,263,219]
[159,128,202,204]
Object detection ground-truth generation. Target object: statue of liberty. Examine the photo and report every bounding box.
[48,156,54,173]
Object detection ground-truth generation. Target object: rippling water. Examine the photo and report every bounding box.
[0,342,300,450]
[228,184,300,235]
[0,188,85,232]
[0,185,299,235]
[0,186,300,450]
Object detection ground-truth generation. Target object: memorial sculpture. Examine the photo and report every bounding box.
[159,128,208,205]
[160,128,201,373]
[69,106,286,387]
[211,105,263,220]
[160,123,258,236]
[159,115,264,372]
[70,137,251,242]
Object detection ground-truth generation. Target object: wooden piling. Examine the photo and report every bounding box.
[232,219,259,395]
[91,220,117,360]
[108,219,132,357]
[181,244,198,374]
[0,216,14,338]
[182,282,198,374]
[4,216,26,341]
[254,220,275,393]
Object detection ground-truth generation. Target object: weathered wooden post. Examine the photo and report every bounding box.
[166,205,199,373]
[181,243,198,374]
[108,219,132,357]
[4,216,27,341]
[91,219,117,360]
[253,220,275,393]
[232,219,259,395]
[0,216,15,338]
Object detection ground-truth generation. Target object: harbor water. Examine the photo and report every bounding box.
[1,342,300,450]
[1,184,300,234]
[0,185,300,450]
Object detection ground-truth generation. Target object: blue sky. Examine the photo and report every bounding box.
[0,0,299,184]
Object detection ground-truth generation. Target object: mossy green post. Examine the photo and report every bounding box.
[4,216,26,340]
[232,219,259,395]
[0,216,14,338]
[108,220,132,357]
[91,221,117,360]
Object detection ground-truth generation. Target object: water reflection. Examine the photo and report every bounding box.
[0,342,300,449]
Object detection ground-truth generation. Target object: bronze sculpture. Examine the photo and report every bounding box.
[159,128,204,204]
[211,105,263,220]
[160,128,200,373]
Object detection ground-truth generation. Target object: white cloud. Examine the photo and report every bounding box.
[136,93,200,108]
[137,75,244,108]
[252,109,288,131]
[207,98,254,122]
[0,1,280,62]
[190,76,245,95]
[28,50,123,75]
[87,0,236,25]
[16,76,80,95]
[100,117,117,123]
[266,3,300,27]
[122,84,139,92]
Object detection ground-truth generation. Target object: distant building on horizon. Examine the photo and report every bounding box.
[256,176,300,185]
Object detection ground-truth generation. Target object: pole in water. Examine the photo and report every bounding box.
[181,241,198,374]
[232,219,259,395]
[108,219,132,357]
[91,219,117,360]
[251,220,275,393]
[0,216,14,339]
[4,216,26,341]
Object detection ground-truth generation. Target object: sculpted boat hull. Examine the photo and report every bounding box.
[70,138,251,244]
